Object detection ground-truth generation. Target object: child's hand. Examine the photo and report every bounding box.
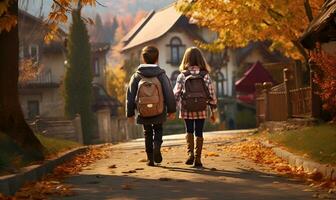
[127,116,135,124]
[210,110,217,124]
[168,113,176,120]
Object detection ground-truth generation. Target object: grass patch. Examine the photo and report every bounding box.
[36,134,81,156]
[267,124,336,164]
[0,132,81,175]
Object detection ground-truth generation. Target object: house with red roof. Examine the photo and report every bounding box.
[235,61,275,104]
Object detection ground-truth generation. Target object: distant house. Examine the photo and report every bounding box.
[121,5,237,125]
[235,61,275,104]
[300,0,336,54]
[18,10,67,119]
[18,10,119,119]
[234,41,292,84]
[120,5,234,98]
[121,5,293,129]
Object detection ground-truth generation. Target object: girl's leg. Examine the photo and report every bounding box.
[184,119,195,165]
[194,119,205,167]
[194,119,205,137]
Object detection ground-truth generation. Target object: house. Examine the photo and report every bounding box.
[235,61,275,104]
[234,41,293,84]
[121,5,237,126]
[18,10,119,119]
[120,5,294,129]
[18,10,67,119]
[300,0,336,54]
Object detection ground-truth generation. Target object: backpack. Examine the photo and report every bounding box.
[136,74,164,117]
[181,70,210,112]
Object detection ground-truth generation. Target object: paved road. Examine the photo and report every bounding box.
[59,130,325,200]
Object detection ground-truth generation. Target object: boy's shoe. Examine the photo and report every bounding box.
[153,142,162,163]
[194,137,204,168]
[185,133,194,165]
[146,152,155,166]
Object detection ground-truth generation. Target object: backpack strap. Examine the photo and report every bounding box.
[199,70,208,78]
[182,70,191,77]
[182,70,208,78]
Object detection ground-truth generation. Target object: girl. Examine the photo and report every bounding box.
[173,47,217,167]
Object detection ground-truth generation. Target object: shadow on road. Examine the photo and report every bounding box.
[60,167,313,200]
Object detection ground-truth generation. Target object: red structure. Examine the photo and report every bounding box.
[235,61,275,104]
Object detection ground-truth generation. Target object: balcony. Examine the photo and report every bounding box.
[19,70,60,89]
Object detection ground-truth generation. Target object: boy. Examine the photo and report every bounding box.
[126,46,176,166]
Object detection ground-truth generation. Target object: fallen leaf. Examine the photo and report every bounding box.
[108,164,117,169]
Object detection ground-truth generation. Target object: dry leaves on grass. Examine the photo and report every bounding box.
[223,140,336,190]
[1,146,109,200]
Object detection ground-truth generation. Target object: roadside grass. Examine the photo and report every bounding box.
[266,124,336,165]
[0,132,81,175]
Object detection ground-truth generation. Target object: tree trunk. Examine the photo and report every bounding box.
[0,1,44,160]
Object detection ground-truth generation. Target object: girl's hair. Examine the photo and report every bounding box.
[179,47,210,72]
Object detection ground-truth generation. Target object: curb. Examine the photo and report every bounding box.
[260,141,336,180]
[0,146,90,196]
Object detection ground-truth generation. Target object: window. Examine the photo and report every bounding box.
[214,71,228,97]
[27,100,39,119]
[170,70,180,87]
[167,37,185,66]
[94,58,100,76]
[29,44,39,64]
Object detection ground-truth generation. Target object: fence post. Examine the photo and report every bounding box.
[73,114,83,144]
[309,62,321,118]
[283,68,292,119]
[263,82,272,121]
[255,83,263,126]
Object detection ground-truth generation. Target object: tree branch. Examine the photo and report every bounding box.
[96,0,107,7]
[304,0,314,22]
[292,40,309,62]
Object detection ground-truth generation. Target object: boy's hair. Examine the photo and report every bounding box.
[141,46,159,64]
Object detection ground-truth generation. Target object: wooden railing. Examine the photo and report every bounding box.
[255,68,320,125]
[290,87,312,117]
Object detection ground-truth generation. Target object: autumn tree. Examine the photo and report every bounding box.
[106,67,126,115]
[64,6,94,144]
[310,48,336,121]
[176,0,324,61]
[0,0,96,159]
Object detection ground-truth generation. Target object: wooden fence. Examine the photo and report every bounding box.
[256,68,320,125]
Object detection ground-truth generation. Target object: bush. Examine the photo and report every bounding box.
[310,47,336,121]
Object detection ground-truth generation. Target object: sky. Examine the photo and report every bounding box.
[20,0,175,20]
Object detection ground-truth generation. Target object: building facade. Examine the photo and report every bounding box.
[18,10,117,119]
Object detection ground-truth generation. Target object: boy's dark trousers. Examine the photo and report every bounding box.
[143,124,163,163]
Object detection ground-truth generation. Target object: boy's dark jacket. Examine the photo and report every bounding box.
[126,64,176,125]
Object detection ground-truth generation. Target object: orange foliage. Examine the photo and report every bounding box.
[0,146,109,200]
[223,140,336,189]
[310,48,336,121]
[177,0,325,59]
[18,59,41,84]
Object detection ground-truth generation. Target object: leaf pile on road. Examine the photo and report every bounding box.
[222,139,336,190]
[0,145,109,200]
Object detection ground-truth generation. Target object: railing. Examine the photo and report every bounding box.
[290,87,312,117]
[27,70,53,84]
[255,68,320,125]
